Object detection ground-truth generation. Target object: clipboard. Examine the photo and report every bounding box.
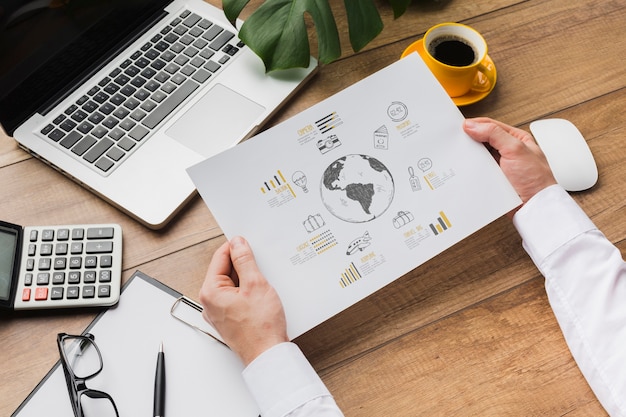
[12,271,260,416]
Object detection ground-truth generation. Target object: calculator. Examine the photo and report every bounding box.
[0,220,122,310]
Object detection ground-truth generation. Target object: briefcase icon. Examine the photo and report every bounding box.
[392,211,414,229]
[303,214,325,232]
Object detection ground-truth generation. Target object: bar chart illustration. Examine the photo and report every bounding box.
[339,262,362,288]
[429,211,452,235]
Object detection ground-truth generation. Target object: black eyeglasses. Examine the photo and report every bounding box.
[57,333,120,417]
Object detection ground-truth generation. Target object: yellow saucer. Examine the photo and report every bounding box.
[401,39,497,106]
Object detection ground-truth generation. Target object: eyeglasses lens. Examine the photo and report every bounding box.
[62,336,102,379]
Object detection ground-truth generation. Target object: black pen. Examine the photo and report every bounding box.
[154,342,166,417]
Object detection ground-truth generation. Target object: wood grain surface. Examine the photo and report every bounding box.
[1,0,624,415]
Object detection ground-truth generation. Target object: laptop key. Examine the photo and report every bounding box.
[106,147,126,161]
[202,25,223,41]
[88,112,105,124]
[48,129,65,141]
[91,126,108,139]
[60,120,77,132]
[209,31,235,51]
[41,124,54,135]
[183,13,201,27]
[129,125,149,141]
[77,121,94,134]
[71,110,88,122]
[83,138,114,163]
[81,100,98,113]
[110,94,125,106]
[118,137,136,151]
[60,131,83,149]
[192,69,211,84]
[99,102,115,114]
[142,79,198,129]
[72,135,97,156]
[119,119,136,131]
[95,157,114,172]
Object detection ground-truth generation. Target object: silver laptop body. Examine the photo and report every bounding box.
[2,0,317,229]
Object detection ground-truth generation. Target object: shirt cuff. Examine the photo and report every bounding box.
[242,342,332,417]
[512,184,597,262]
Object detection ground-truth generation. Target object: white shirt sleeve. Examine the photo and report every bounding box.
[242,342,345,417]
[513,184,626,417]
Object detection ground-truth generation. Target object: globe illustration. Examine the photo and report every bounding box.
[320,154,395,223]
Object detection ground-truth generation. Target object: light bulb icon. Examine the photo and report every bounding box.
[292,171,308,193]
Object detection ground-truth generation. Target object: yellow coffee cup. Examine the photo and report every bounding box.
[420,23,489,97]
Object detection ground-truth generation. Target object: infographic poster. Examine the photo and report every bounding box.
[188,54,522,339]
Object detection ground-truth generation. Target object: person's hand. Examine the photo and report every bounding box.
[463,117,557,204]
[199,236,288,366]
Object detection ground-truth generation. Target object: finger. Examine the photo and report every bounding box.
[229,236,265,289]
[204,240,237,288]
[464,119,527,156]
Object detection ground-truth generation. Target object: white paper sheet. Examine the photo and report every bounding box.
[188,54,522,339]
[13,272,259,416]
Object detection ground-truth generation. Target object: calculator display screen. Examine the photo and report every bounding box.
[0,226,18,301]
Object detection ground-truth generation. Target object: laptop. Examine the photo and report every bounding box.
[0,0,317,229]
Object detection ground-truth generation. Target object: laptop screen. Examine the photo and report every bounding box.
[0,0,172,135]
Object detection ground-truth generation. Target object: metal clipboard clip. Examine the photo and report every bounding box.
[170,296,229,348]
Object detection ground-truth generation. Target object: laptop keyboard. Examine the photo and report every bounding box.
[39,10,243,175]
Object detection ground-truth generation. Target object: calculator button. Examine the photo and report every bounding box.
[26,259,35,271]
[84,271,97,283]
[24,273,33,285]
[56,243,68,255]
[22,288,31,301]
[35,287,48,300]
[67,287,80,299]
[100,255,113,268]
[83,286,96,298]
[98,285,111,298]
[99,270,112,282]
[72,228,85,240]
[71,242,83,254]
[68,272,81,284]
[54,258,67,270]
[40,244,53,256]
[29,230,38,241]
[87,227,114,239]
[51,287,64,300]
[38,258,52,270]
[85,256,98,268]
[28,244,36,256]
[69,257,82,268]
[42,230,55,241]
[57,229,70,240]
[86,241,114,253]
[53,272,65,284]
[37,273,50,285]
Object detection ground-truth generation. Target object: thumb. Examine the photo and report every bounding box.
[229,236,264,288]
[463,119,518,153]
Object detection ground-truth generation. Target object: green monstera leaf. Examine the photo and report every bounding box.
[222,0,413,72]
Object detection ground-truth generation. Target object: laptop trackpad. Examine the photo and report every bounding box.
[167,84,265,158]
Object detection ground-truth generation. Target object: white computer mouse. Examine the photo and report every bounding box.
[529,118,598,192]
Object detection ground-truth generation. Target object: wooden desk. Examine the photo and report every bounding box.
[2,0,624,415]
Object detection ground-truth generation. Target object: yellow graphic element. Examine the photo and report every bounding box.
[429,211,452,235]
[316,111,343,133]
[339,262,362,288]
[310,230,337,254]
[424,171,437,190]
[260,170,291,195]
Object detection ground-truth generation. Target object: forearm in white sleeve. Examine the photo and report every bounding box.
[242,342,344,417]
[513,184,626,417]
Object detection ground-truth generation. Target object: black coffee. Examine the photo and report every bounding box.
[429,36,476,67]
